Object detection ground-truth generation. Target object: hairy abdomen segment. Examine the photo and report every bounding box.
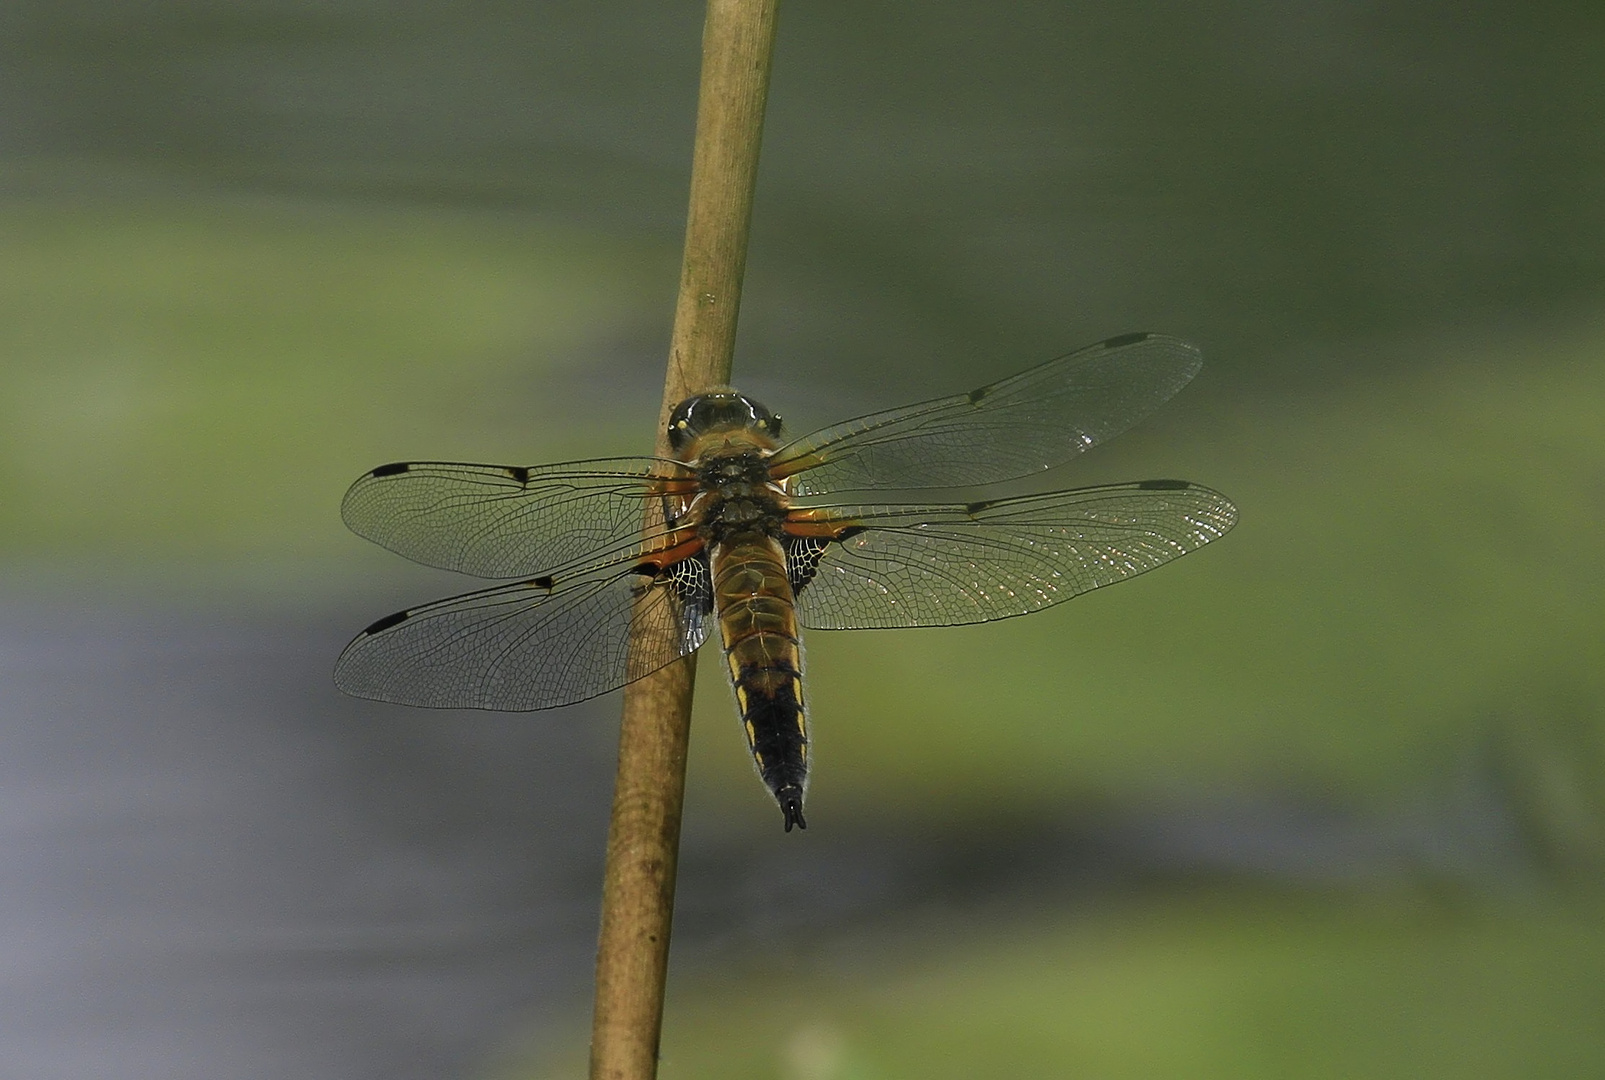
[712,533,809,831]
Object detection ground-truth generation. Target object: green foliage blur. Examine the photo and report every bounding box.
[6,190,1599,830]
[517,896,1603,1079]
[3,2,1603,1076]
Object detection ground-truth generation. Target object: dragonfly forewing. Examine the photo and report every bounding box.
[768,333,1202,496]
[341,457,697,579]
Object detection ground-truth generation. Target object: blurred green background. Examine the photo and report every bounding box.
[2,2,1603,1077]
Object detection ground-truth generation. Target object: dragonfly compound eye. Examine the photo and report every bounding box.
[667,392,780,453]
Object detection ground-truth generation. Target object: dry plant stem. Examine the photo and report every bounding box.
[589,2,779,1078]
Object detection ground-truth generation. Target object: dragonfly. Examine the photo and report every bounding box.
[334,332,1236,831]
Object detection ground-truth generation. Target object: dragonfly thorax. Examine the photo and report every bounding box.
[697,450,772,487]
[692,449,789,545]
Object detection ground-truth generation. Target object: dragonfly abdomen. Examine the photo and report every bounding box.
[711,534,809,831]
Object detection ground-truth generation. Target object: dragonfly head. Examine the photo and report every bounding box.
[667,391,783,456]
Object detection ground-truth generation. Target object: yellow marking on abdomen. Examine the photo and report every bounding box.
[711,534,810,799]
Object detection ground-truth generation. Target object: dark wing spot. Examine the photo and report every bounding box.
[363,609,410,635]
[967,385,989,405]
[1103,331,1151,349]
[505,465,531,485]
[528,575,555,589]
[964,500,994,516]
[667,551,714,613]
[833,525,867,542]
[370,462,410,478]
[785,536,828,593]
[1137,478,1191,490]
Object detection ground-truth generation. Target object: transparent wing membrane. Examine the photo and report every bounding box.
[335,335,1233,722]
[769,333,1201,495]
[341,457,694,578]
[790,481,1237,630]
[334,557,711,711]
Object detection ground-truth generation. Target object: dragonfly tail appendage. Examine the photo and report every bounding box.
[777,785,807,832]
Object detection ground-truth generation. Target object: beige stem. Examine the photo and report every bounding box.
[589,3,779,1078]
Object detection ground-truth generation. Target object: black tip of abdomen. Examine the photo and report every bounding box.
[777,786,807,832]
